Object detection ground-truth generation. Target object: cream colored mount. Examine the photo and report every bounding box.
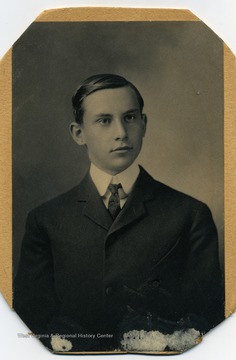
[0,7,235,355]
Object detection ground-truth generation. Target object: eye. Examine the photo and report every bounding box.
[124,113,137,122]
[97,117,111,125]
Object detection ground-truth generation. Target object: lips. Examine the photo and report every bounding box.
[111,146,132,152]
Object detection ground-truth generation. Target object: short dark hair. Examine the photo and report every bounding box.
[72,74,144,124]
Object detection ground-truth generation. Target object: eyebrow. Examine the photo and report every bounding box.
[94,109,140,118]
[123,108,140,115]
[95,113,112,118]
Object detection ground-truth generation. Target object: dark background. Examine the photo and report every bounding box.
[12,21,224,276]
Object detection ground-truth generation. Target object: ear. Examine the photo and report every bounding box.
[141,114,147,136]
[69,122,86,146]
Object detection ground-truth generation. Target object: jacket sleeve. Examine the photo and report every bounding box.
[13,209,102,351]
[13,209,59,338]
[180,202,225,332]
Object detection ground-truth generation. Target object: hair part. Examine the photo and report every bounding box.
[72,74,144,124]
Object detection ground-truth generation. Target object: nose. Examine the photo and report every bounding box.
[113,119,128,141]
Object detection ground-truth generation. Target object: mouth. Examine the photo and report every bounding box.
[111,146,133,153]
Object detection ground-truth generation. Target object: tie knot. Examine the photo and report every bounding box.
[108,183,122,195]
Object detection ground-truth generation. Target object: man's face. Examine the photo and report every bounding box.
[71,86,147,175]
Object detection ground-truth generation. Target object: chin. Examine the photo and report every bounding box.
[110,161,133,174]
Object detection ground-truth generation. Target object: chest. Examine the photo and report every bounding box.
[48,205,190,289]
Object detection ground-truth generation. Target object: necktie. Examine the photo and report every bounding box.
[108,183,122,219]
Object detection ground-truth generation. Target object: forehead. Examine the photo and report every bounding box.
[82,86,140,115]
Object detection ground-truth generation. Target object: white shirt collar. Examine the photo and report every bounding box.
[90,162,140,197]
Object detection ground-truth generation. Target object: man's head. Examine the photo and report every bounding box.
[72,74,144,125]
[70,74,147,175]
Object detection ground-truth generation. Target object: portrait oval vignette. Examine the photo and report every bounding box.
[0,7,236,356]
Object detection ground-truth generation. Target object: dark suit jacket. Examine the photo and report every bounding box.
[14,167,224,351]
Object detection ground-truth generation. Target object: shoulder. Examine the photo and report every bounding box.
[27,179,86,226]
[138,166,211,214]
[138,167,216,234]
[34,185,79,211]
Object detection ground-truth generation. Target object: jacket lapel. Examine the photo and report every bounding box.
[76,167,156,235]
[76,173,113,230]
[107,167,155,237]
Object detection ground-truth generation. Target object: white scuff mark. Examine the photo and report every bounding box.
[51,334,73,352]
[121,328,201,352]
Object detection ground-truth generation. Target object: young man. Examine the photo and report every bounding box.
[14,74,224,352]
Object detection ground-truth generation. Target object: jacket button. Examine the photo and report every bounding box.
[105,287,114,296]
[152,280,160,288]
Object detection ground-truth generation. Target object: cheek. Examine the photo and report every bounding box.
[131,127,145,142]
[87,139,107,158]
[83,132,99,147]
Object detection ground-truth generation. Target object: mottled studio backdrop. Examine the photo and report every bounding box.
[12,21,224,276]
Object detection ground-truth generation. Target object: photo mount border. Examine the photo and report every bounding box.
[0,6,235,355]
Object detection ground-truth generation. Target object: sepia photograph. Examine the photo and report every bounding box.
[0,2,235,359]
[10,15,226,354]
